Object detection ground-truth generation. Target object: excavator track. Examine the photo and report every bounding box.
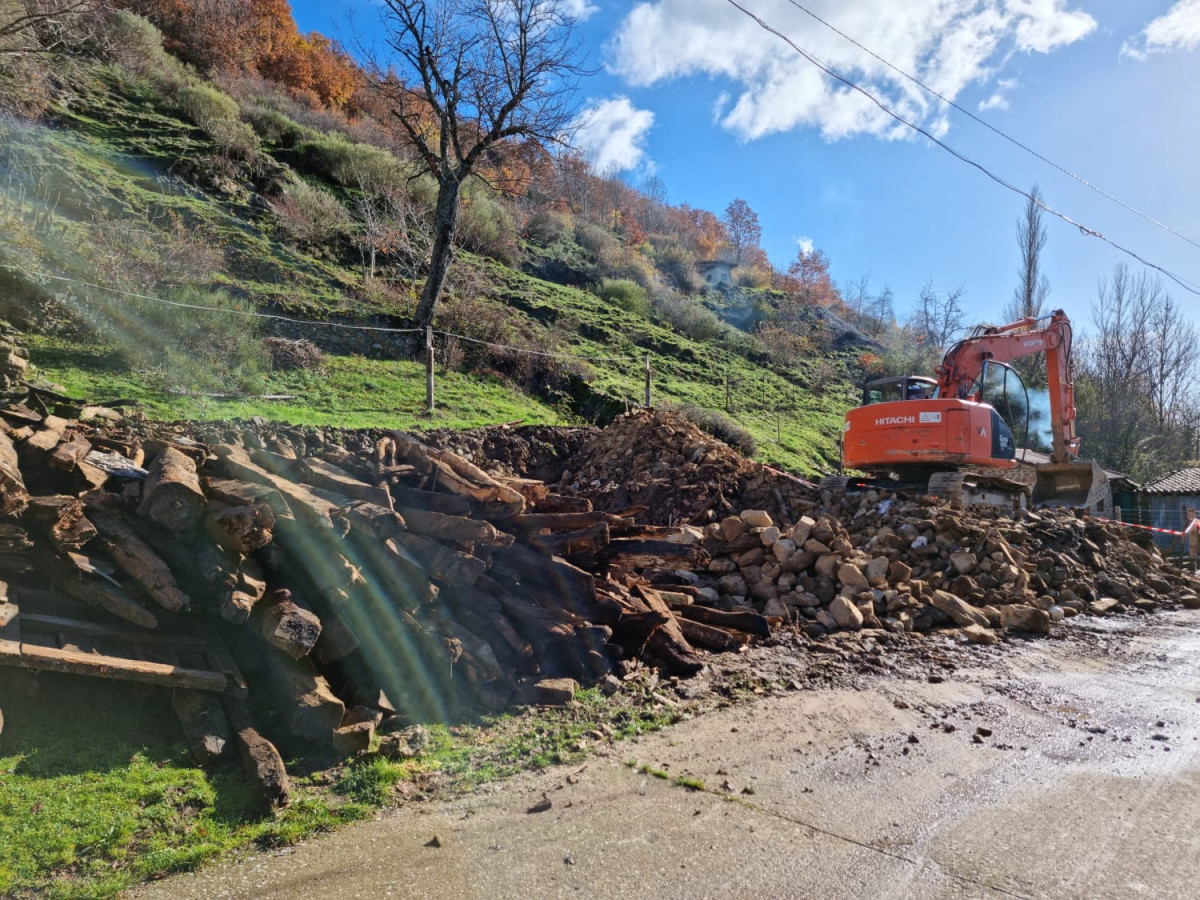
[820,471,1030,511]
[928,471,1029,511]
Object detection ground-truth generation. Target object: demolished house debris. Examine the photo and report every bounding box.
[2,367,1198,810]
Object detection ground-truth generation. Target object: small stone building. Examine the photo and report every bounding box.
[696,260,734,287]
[1140,467,1200,541]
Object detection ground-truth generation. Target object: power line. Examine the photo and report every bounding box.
[0,261,644,363]
[722,0,1200,297]
[780,0,1200,253]
[0,263,423,334]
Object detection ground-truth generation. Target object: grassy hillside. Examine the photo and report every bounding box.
[1,65,857,474]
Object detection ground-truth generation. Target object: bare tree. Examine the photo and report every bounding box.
[907,281,966,354]
[370,0,587,331]
[1075,264,1200,479]
[721,198,761,265]
[1004,185,1051,323]
[0,0,101,57]
[1001,185,1051,384]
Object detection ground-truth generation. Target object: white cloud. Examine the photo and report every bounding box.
[1122,0,1200,60]
[609,0,1095,142]
[571,96,655,172]
[796,236,815,254]
[978,77,1018,110]
[562,0,599,21]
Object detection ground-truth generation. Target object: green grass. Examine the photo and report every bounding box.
[0,674,368,899]
[0,675,681,899]
[27,335,563,431]
[334,687,682,804]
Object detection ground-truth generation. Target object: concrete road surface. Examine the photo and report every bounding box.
[130,613,1200,899]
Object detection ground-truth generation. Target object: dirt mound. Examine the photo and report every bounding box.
[560,408,759,525]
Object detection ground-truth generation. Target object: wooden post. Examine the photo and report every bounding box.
[1188,507,1198,562]
[425,327,435,413]
[644,354,651,408]
[1114,506,1121,522]
[725,376,731,412]
[776,413,781,443]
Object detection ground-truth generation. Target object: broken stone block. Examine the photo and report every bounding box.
[740,509,773,529]
[829,595,864,630]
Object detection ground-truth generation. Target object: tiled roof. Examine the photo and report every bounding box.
[1142,467,1200,494]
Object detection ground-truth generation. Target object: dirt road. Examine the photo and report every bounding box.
[131,613,1200,899]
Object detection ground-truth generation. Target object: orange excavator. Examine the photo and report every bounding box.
[836,309,1108,510]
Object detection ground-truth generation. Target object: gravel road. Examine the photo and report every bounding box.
[130,612,1200,899]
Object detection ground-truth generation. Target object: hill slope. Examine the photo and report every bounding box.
[0,66,856,474]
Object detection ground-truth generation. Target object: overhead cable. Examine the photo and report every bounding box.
[722,0,1200,297]
[781,0,1200,252]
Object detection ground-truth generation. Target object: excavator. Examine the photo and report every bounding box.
[835,309,1109,510]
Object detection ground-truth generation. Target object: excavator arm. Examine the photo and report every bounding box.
[935,309,1080,463]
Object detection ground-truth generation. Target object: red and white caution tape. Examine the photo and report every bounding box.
[1095,518,1189,537]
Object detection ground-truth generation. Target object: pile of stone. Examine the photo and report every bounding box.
[0,321,29,399]
[688,488,1200,643]
[561,408,759,526]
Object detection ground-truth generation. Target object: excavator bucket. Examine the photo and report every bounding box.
[1031,460,1110,511]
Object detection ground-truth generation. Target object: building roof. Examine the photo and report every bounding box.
[696,259,734,270]
[1142,467,1200,495]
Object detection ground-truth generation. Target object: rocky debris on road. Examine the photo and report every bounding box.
[1,374,1196,808]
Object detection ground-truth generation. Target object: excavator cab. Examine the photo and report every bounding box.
[860,376,938,406]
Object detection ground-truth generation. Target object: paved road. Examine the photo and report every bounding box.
[131,613,1200,899]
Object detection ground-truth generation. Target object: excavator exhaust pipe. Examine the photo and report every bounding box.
[1032,460,1109,510]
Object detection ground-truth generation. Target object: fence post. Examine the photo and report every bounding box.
[644,354,652,408]
[425,327,435,413]
[725,375,731,412]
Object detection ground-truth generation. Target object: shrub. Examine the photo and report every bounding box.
[595,278,650,317]
[653,290,725,342]
[268,177,352,246]
[523,209,571,247]
[176,81,258,159]
[264,337,322,370]
[574,221,617,258]
[242,102,310,147]
[96,10,173,77]
[650,238,699,293]
[753,323,816,368]
[77,284,268,393]
[177,81,239,130]
[457,188,520,265]
[671,403,758,457]
[294,131,402,190]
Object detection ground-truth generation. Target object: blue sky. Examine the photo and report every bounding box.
[291,1,1200,329]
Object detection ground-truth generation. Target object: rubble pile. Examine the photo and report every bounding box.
[2,390,1196,808]
[561,408,760,525]
[0,399,770,811]
[694,494,1200,644]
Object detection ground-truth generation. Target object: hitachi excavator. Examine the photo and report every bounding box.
[835,309,1109,510]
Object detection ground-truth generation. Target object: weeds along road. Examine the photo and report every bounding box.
[131,612,1200,900]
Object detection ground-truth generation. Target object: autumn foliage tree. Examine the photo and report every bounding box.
[118,0,360,108]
